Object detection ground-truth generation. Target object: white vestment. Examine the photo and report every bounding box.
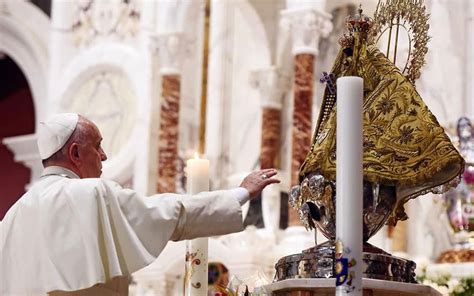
[0,166,244,296]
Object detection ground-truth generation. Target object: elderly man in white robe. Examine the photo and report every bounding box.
[0,113,280,296]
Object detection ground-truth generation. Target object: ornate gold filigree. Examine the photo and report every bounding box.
[372,0,430,83]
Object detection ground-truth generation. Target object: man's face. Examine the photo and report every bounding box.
[78,121,107,178]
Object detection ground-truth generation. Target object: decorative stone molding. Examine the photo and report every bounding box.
[249,67,290,110]
[71,0,140,47]
[280,8,332,56]
[149,32,189,75]
[3,134,43,188]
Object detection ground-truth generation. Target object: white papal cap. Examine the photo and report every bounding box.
[37,113,79,159]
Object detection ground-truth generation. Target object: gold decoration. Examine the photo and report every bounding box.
[437,249,474,263]
[298,4,464,225]
[372,0,430,83]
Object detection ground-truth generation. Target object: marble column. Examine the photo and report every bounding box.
[281,7,332,226]
[152,33,186,193]
[251,67,289,170]
[157,74,180,193]
[49,0,77,113]
[261,108,281,168]
[205,0,233,190]
[291,53,314,187]
[246,67,289,229]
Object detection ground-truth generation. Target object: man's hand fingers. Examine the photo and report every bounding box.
[239,169,280,200]
[263,177,280,186]
[262,169,277,178]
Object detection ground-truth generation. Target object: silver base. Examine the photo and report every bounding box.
[274,241,416,283]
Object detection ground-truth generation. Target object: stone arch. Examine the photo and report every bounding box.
[0,57,36,219]
[0,1,49,128]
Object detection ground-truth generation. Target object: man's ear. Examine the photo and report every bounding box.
[69,143,80,164]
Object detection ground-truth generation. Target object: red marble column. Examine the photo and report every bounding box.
[260,107,281,169]
[157,74,180,193]
[290,53,315,225]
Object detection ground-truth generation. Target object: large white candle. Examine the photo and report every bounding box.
[185,155,209,296]
[335,76,363,296]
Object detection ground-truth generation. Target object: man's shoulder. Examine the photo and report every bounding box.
[40,178,102,198]
[64,177,124,195]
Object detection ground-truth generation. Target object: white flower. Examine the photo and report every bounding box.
[436,285,450,296]
[447,278,460,292]
[423,280,449,296]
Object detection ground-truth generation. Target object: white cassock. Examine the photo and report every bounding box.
[0,166,245,296]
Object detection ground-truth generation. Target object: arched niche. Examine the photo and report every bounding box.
[0,1,50,197]
[0,56,36,219]
[53,43,151,185]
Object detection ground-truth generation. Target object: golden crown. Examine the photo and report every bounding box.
[338,6,374,48]
[346,6,374,34]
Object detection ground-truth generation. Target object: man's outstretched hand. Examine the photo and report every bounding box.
[239,169,280,200]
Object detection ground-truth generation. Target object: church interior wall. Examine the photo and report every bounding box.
[227,0,271,174]
[417,0,471,125]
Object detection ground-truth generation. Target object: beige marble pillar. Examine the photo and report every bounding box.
[281,8,332,226]
[291,53,315,185]
[261,108,282,169]
[152,33,186,193]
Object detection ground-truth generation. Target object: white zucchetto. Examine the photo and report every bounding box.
[37,113,79,159]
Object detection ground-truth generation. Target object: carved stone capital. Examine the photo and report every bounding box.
[280,8,333,56]
[249,67,290,109]
[150,32,189,75]
[3,134,42,189]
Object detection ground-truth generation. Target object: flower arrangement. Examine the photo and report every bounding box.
[417,268,474,296]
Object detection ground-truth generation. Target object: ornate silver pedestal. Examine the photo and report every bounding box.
[274,241,416,283]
